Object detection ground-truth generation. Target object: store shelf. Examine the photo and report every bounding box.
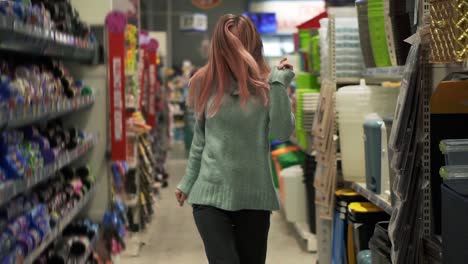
[1,96,94,129]
[24,184,98,264]
[351,182,393,215]
[0,138,96,207]
[0,15,96,63]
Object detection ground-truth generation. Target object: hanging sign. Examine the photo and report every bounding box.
[106,11,127,161]
[139,31,150,110]
[146,39,159,127]
[180,13,208,32]
[192,0,222,9]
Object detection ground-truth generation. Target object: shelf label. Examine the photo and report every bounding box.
[106,20,127,161]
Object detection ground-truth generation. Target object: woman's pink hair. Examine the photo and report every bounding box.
[188,14,270,117]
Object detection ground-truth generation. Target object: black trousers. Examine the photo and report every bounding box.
[192,204,271,264]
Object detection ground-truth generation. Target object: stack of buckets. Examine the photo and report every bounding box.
[336,80,399,182]
[295,77,320,150]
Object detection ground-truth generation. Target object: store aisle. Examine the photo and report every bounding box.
[124,154,317,264]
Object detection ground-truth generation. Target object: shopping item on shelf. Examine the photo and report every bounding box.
[356,0,377,67]
[336,80,399,182]
[439,139,468,166]
[429,0,468,63]
[439,166,468,196]
[348,202,389,264]
[0,122,92,184]
[332,190,367,264]
[368,221,392,264]
[0,164,95,262]
[363,114,394,198]
[279,165,308,223]
[388,42,424,264]
[303,154,317,233]
[334,18,365,80]
[367,0,392,67]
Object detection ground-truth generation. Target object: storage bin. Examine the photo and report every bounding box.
[333,190,367,264]
[280,166,307,223]
[303,154,317,233]
[439,166,468,196]
[439,139,468,165]
[337,81,399,182]
[442,183,468,264]
[348,202,389,262]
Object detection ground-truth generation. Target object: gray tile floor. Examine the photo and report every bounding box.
[122,146,317,264]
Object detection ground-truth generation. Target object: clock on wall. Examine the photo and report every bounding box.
[192,0,222,9]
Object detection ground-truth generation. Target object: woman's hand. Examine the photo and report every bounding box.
[175,188,187,207]
[278,58,294,70]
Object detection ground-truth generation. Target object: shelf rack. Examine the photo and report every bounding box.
[0,15,96,63]
[1,96,95,129]
[350,182,393,215]
[23,184,98,264]
[0,137,96,207]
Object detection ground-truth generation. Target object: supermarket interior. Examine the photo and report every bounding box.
[0,0,467,263]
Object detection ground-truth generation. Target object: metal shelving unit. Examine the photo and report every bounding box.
[24,184,98,264]
[0,137,96,207]
[0,15,96,63]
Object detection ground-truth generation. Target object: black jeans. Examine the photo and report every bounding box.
[192,204,271,264]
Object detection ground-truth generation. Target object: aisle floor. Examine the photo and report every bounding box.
[123,156,317,264]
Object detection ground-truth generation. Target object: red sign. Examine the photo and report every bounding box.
[146,39,159,127]
[106,13,127,161]
[138,46,147,110]
[192,0,222,9]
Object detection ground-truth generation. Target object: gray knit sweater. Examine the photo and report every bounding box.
[177,67,295,211]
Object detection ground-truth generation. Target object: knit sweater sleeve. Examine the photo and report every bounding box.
[268,67,295,141]
[177,113,205,195]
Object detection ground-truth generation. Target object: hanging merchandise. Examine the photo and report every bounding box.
[387,42,423,264]
[105,11,127,161]
[429,0,468,63]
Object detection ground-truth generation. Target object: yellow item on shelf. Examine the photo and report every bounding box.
[348,202,383,213]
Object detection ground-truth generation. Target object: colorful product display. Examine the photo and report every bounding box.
[0,0,94,41]
[0,164,94,262]
[0,121,91,184]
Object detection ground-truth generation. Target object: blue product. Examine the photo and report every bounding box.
[364,116,384,193]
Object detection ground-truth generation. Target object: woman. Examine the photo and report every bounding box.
[175,14,295,264]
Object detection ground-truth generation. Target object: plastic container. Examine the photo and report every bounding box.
[337,80,399,182]
[303,154,316,233]
[442,184,468,264]
[280,166,307,223]
[348,202,390,260]
[439,166,468,196]
[364,114,384,193]
[439,139,468,165]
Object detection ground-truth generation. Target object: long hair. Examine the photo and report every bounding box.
[188,14,270,118]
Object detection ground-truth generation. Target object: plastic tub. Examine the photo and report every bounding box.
[439,139,468,165]
[439,166,468,196]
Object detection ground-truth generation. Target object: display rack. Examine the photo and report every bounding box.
[0,15,96,63]
[1,96,95,129]
[350,182,393,215]
[23,184,98,264]
[0,137,96,207]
